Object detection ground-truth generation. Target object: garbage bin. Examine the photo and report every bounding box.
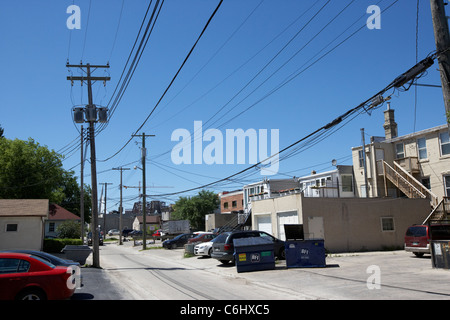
[61,245,92,265]
[233,237,275,273]
[285,239,326,268]
[283,224,325,268]
[431,240,450,269]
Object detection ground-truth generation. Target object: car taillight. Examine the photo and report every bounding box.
[224,244,231,251]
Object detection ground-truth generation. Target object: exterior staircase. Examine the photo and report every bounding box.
[381,160,447,223]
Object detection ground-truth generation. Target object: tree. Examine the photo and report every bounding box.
[56,220,81,239]
[0,137,91,222]
[172,190,219,230]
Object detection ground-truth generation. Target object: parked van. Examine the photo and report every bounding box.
[405,224,450,257]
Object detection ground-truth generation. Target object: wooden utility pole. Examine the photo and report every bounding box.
[430,0,450,129]
[80,126,85,245]
[113,167,130,245]
[100,182,113,236]
[67,63,110,268]
[132,133,155,250]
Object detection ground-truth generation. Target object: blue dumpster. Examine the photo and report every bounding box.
[233,237,275,273]
[285,239,326,268]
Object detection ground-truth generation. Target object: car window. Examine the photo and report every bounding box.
[406,226,426,237]
[214,233,229,243]
[259,232,275,241]
[0,258,30,274]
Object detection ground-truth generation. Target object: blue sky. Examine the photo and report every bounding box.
[0,0,447,212]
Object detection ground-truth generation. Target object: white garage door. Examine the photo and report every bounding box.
[277,211,299,241]
[256,215,272,235]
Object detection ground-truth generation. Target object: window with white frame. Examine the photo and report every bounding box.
[417,137,427,160]
[358,150,364,168]
[440,132,450,156]
[395,143,405,159]
[381,217,395,232]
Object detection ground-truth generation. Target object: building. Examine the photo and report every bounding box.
[352,103,450,220]
[45,204,80,238]
[252,193,429,252]
[220,190,244,214]
[0,199,49,251]
[298,165,355,198]
[132,215,162,233]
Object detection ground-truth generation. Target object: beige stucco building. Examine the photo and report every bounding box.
[0,199,49,251]
[352,103,450,220]
[252,193,429,253]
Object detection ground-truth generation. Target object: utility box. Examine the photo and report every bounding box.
[233,237,275,273]
[284,224,326,268]
[429,220,450,269]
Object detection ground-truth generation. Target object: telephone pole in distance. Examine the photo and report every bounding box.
[113,167,130,245]
[132,133,155,250]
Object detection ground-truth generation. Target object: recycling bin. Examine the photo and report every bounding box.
[233,237,275,273]
[61,245,92,265]
[285,239,326,268]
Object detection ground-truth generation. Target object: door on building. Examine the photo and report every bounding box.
[255,215,272,235]
[307,216,324,239]
[277,211,299,241]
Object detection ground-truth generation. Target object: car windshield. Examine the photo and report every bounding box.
[214,233,230,243]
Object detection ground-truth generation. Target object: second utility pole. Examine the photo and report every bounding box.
[132,132,155,250]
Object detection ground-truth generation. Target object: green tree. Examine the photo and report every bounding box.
[56,220,81,239]
[0,137,91,222]
[172,190,219,230]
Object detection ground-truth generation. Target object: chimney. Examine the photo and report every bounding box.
[383,102,398,139]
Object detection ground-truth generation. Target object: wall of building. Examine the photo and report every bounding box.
[0,216,44,251]
[252,194,430,253]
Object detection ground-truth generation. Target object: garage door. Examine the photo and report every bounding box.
[277,211,299,241]
[256,215,272,235]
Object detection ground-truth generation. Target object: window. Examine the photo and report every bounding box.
[232,200,237,208]
[49,222,55,233]
[417,138,427,160]
[445,175,450,197]
[341,175,354,192]
[440,132,450,156]
[395,143,405,159]
[381,217,395,232]
[0,259,30,274]
[6,224,18,232]
[421,177,431,190]
[223,202,228,209]
[358,150,364,168]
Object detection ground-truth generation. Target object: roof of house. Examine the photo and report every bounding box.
[0,199,49,217]
[48,203,80,221]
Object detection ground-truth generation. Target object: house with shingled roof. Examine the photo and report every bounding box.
[45,203,81,238]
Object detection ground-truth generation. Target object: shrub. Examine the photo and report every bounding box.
[43,238,82,253]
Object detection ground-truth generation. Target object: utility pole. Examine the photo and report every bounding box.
[132,132,155,250]
[100,182,113,236]
[430,0,450,129]
[113,167,130,245]
[67,62,110,268]
[80,126,85,245]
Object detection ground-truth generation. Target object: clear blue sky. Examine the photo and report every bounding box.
[0,0,447,212]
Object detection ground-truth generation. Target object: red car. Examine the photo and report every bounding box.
[188,232,217,244]
[0,252,76,300]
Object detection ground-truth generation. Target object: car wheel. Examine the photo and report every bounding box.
[208,248,212,257]
[219,260,231,264]
[16,289,46,300]
[414,252,425,257]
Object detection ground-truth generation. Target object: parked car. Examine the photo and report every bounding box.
[129,230,143,237]
[211,230,285,264]
[152,229,162,237]
[0,252,76,300]
[108,229,120,236]
[405,224,450,257]
[87,231,104,246]
[122,229,134,237]
[163,233,195,249]
[0,250,82,288]
[194,237,219,257]
[188,232,217,244]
